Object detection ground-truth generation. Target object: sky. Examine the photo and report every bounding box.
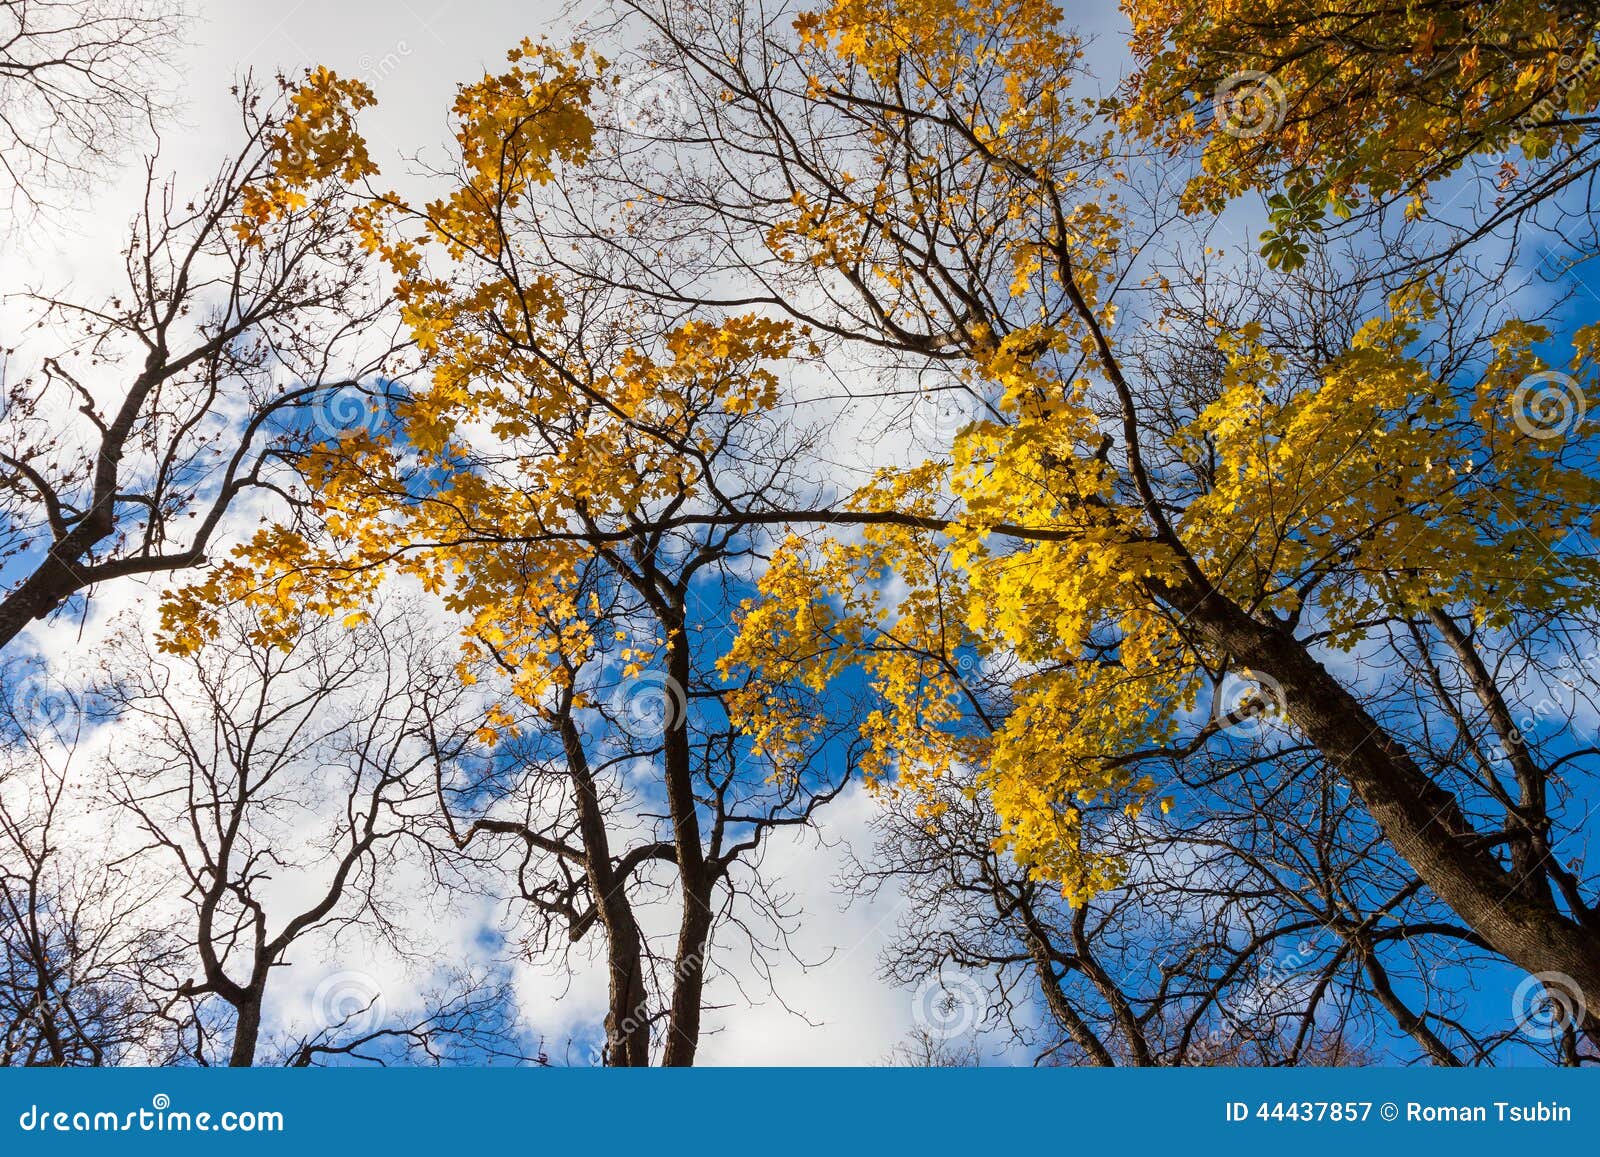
[6,0,1589,1069]
[0,0,1063,1067]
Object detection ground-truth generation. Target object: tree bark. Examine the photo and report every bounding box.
[661,623,713,1067]
[229,997,262,1067]
[559,712,652,1066]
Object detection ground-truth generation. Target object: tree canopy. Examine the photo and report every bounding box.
[8,0,1600,1066]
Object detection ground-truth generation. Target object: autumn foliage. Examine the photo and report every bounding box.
[149,0,1600,1054]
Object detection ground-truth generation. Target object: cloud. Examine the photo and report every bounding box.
[695,785,912,1065]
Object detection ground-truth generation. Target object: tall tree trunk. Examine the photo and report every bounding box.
[1165,573,1600,1040]
[229,996,262,1067]
[661,620,713,1067]
[560,712,652,1066]
[661,878,715,1067]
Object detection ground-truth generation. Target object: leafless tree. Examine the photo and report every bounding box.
[855,743,1536,1066]
[0,0,183,217]
[0,658,191,1064]
[102,600,514,1067]
[279,968,531,1067]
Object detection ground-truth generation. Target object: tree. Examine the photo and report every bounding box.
[0,663,190,1064]
[106,600,509,1066]
[0,0,182,216]
[0,71,397,653]
[160,47,857,1065]
[855,714,1546,1065]
[1120,0,1600,269]
[159,0,1600,1064]
[814,247,1586,1067]
[430,562,853,1066]
[569,0,1600,1048]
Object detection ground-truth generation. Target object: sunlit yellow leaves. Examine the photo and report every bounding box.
[235,68,378,246]
[425,41,601,263]
[165,38,808,761]
[1180,303,1600,642]
[164,5,1600,916]
[278,67,379,185]
[799,0,1076,112]
[773,0,1122,347]
[724,269,1600,902]
[1121,0,1600,240]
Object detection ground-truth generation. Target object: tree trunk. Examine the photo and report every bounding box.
[1165,574,1600,1039]
[661,622,713,1068]
[661,879,714,1067]
[559,712,652,1066]
[229,997,262,1067]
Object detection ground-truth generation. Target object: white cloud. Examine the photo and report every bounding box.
[695,785,912,1065]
